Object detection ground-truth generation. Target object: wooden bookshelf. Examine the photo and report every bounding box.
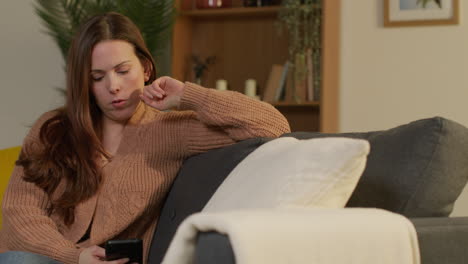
[172,0,340,132]
[181,6,281,17]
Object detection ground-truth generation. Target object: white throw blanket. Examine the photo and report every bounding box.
[162,207,420,264]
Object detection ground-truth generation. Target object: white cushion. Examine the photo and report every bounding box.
[203,137,370,212]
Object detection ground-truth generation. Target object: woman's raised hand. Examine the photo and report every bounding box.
[140,76,185,111]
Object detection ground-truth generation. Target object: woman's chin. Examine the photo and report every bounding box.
[105,110,133,124]
[102,101,139,124]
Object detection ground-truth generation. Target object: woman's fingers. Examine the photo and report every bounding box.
[142,89,156,100]
[140,94,158,107]
[151,78,166,95]
[140,93,167,111]
[140,76,182,110]
[79,245,128,264]
[91,245,106,259]
[144,83,165,99]
[106,258,130,264]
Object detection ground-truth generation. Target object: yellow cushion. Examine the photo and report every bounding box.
[0,146,21,229]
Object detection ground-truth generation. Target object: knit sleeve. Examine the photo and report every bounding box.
[1,112,83,264]
[178,82,291,156]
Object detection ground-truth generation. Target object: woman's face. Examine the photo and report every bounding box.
[90,40,150,124]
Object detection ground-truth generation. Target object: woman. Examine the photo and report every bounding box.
[0,12,290,264]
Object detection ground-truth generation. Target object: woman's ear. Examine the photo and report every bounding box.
[144,63,151,82]
[144,71,150,82]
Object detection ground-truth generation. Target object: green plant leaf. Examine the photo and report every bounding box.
[33,0,175,74]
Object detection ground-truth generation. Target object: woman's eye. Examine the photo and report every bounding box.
[117,70,129,75]
[92,76,103,82]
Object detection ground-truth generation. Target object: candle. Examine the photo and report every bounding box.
[216,79,228,91]
[245,79,257,97]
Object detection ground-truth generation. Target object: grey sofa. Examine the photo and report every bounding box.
[148,117,468,264]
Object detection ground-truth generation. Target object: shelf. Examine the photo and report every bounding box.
[271,101,320,107]
[180,6,281,17]
[172,0,340,132]
[173,6,289,95]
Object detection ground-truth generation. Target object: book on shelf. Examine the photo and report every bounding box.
[284,64,294,102]
[294,52,307,103]
[284,53,308,103]
[306,48,314,101]
[274,61,289,101]
[263,64,284,102]
[313,47,321,101]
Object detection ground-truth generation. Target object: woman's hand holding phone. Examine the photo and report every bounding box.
[79,245,129,264]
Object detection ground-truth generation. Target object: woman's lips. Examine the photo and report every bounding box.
[112,99,127,108]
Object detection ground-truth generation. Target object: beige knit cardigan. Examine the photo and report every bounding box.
[0,83,290,264]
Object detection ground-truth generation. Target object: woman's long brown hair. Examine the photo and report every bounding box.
[16,12,157,226]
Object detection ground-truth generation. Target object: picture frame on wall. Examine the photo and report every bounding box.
[384,0,459,27]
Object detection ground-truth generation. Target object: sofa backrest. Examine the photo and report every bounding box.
[148,137,271,263]
[285,116,468,218]
[149,116,468,263]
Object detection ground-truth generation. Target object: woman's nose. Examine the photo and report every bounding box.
[107,74,121,94]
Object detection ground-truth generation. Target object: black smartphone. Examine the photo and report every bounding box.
[105,238,143,263]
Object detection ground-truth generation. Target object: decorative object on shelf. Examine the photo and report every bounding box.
[34,0,175,77]
[196,0,232,9]
[191,55,216,85]
[384,0,459,27]
[244,79,260,100]
[216,79,228,91]
[277,0,322,103]
[244,79,257,97]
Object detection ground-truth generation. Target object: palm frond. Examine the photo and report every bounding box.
[33,0,175,74]
[115,0,175,59]
[34,0,76,58]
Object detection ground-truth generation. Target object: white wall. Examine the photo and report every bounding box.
[0,0,64,149]
[340,0,468,216]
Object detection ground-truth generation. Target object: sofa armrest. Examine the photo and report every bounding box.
[194,232,234,264]
[410,216,468,264]
[193,217,468,264]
